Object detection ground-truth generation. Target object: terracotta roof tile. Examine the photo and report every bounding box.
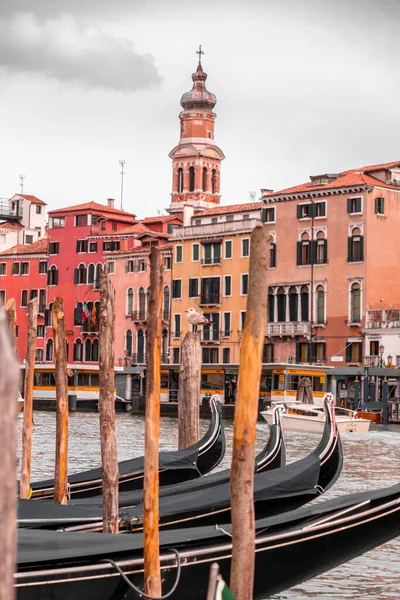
[0,237,48,256]
[17,194,46,206]
[141,215,182,224]
[266,163,400,198]
[0,221,24,231]
[49,201,136,221]
[201,202,262,216]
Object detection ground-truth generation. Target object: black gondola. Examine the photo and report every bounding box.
[15,482,400,600]
[27,396,225,499]
[17,397,341,531]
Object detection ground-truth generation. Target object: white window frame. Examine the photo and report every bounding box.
[21,289,28,308]
[314,200,327,219]
[172,278,182,300]
[223,275,232,298]
[175,245,183,263]
[240,310,247,331]
[163,256,172,271]
[105,261,116,275]
[224,239,233,260]
[241,238,250,258]
[222,311,232,338]
[264,206,276,223]
[348,196,363,216]
[188,277,200,299]
[192,243,200,262]
[21,262,30,276]
[298,202,312,220]
[314,281,326,326]
[173,314,182,339]
[126,287,134,314]
[348,278,363,325]
[240,273,249,296]
[0,289,6,308]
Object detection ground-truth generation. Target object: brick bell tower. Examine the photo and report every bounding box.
[168,47,225,213]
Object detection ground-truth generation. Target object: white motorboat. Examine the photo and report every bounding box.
[261,397,371,435]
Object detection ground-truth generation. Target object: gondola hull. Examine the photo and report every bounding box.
[15,484,400,600]
[26,397,225,499]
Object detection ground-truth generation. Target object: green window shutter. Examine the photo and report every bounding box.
[346,343,352,363]
[375,197,379,214]
[295,342,301,363]
[297,205,302,219]
[347,198,352,213]
[296,241,302,265]
[323,239,328,263]
[311,240,317,264]
[348,237,353,262]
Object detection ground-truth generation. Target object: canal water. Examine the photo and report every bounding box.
[17,413,400,600]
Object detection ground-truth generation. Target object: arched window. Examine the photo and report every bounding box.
[163,286,170,320]
[137,330,145,363]
[202,167,208,192]
[277,287,286,322]
[138,287,146,318]
[94,263,102,289]
[316,231,327,264]
[297,232,311,266]
[189,166,195,192]
[269,242,276,268]
[351,282,361,323]
[45,302,53,327]
[177,168,183,193]
[211,169,216,193]
[84,339,92,362]
[46,339,53,361]
[126,330,133,357]
[76,263,87,285]
[300,285,309,322]
[316,284,325,324]
[91,339,99,362]
[48,265,58,286]
[83,301,92,333]
[162,329,168,362]
[289,286,298,322]
[127,288,134,314]
[268,289,274,322]
[348,227,363,262]
[88,263,95,285]
[73,339,83,361]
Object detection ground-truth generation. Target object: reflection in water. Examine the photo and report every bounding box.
[17,414,400,599]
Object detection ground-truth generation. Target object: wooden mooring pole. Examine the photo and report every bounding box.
[99,268,119,533]
[178,332,201,449]
[143,246,163,597]
[52,298,69,504]
[230,225,269,600]
[5,298,17,352]
[0,309,20,600]
[20,297,38,499]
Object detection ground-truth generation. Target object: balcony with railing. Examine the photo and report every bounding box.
[199,293,221,307]
[172,218,261,240]
[200,328,221,343]
[365,309,400,329]
[201,257,222,266]
[266,322,312,337]
[0,198,22,220]
[131,311,148,322]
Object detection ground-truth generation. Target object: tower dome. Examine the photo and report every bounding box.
[180,63,217,111]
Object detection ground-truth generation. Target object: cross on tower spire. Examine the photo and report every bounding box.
[195,44,204,65]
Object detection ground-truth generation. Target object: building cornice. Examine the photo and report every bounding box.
[263,185,373,203]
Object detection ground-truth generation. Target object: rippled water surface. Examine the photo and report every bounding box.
[17,413,400,599]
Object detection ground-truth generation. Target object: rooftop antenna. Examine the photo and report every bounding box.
[119,160,125,210]
[249,190,256,202]
[19,174,25,195]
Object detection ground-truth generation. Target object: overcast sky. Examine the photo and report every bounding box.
[0,0,399,218]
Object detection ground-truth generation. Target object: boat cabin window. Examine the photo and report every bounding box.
[200,371,223,392]
[312,375,325,392]
[272,374,285,391]
[286,374,300,391]
[34,372,56,387]
[77,373,100,387]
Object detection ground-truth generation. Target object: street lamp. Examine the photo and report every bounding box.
[378,344,385,368]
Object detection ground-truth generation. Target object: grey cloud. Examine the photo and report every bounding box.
[0,13,160,92]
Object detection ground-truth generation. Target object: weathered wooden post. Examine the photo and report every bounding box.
[143,246,163,596]
[382,376,389,425]
[99,268,119,533]
[178,332,201,449]
[52,298,69,504]
[5,298,17,351]
[20,297,38,499]
[0,309,20,600]
[230,225,269,600]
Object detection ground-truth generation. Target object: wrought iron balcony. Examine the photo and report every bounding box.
[365,309,400,329]
[199,294,221,307]
[131,311,148,322]
[200,329,221,343]
[201,257,221,266]
[266,322,312,337]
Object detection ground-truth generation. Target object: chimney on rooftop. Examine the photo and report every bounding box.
[107,198,115,208]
